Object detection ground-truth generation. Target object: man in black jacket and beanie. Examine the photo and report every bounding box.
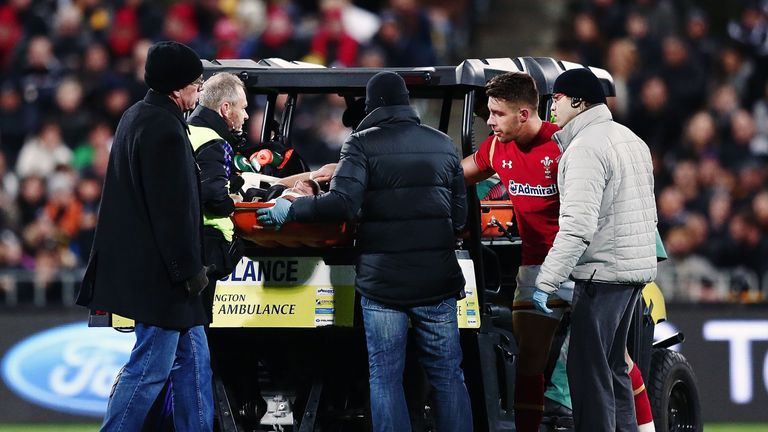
[76,41,214,432]
[257,71,472,432]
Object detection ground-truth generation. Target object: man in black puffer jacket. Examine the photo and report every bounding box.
[257,71,472,432]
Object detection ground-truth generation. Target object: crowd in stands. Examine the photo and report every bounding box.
[0,0,474,305]
[556,0,768,302]
[1,0,766,305]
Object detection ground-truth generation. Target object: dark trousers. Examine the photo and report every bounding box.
[566,280,641,432]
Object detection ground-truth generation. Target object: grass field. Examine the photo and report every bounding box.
[1,424,767,431]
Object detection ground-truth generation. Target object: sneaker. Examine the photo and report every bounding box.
[541,398,574,430]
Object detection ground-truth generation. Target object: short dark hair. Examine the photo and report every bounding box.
[485,72,539,111]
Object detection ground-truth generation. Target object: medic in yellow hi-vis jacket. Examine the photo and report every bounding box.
[187,72,249,321]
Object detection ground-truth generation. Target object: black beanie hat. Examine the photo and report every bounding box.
[365,71,409,113]
[144,41,203,94]
[552,68,606,104]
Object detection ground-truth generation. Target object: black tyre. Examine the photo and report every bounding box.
[647,348,702,432]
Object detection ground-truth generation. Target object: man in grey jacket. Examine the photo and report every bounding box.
[534,68,657,432]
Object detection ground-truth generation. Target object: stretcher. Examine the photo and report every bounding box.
[233,199,515,248]
[231,201,353,248]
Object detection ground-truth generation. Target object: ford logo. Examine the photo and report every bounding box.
[1,322,134,417]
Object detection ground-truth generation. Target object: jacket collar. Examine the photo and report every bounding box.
[356,105,420,131]
[553,104,612,152]
[143,89,188,132]
[187,105,236,143]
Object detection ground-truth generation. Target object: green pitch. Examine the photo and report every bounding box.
[706,424,768,432]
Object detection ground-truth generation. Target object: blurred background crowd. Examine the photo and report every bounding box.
[0,0,766,305]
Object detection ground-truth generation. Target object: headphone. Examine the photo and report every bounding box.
[570,97,584,109]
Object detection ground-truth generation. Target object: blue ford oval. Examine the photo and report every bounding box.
[1,322,134,417]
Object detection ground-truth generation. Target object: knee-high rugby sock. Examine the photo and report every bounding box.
[629,362,655,431]
[514,372,544,432]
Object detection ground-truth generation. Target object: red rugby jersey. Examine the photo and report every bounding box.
[474,122,561,265]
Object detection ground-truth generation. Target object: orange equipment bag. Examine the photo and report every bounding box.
[478,200,515,238]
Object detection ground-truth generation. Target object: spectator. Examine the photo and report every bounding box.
[306,7,359,67]
[16,36,65,116]
[0,4,23,69]
[211,16,241,59]
[657,186,687,235]
[0,81,31,165]
[587,0,627,41]
[715,44,754,103]
[624,9,661,66]
[631,0,678,40]
[605,39,640,122]
[248,3,305,61]
[656,225,722,302]
[15,120,72,179]
[659,35,707,113]
[684,8,719,72]
[108,6,141,59]
[79,43,115,107]
[51,5,88,73]
[676,111,719,161]
[51,77,92,148]
[42,169,81,240]
[0,229,22,271]
[0,152,19,230]
[752,189,768,231]
[703,191,733,263]
[73,173,101,263]
[721,109,761,168]
[572,12,604,67]
[15,175,45,229]
[374,0,437,67]
[708,83,741,135]
[626,76,681,155]
[671,159,706,213]
[72,120,113,172]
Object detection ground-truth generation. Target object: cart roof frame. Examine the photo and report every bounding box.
[201,57,615,100]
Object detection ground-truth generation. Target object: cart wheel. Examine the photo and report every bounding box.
[647,348,702,432]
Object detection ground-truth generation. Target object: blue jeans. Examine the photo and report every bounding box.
[101,323,213,432]
[361,296,473,432]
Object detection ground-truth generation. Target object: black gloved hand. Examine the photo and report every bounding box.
[229,173,245,193]
[184,264,217,297]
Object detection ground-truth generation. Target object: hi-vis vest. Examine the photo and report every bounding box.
[188,124,235,242]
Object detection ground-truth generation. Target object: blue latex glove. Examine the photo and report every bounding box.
[532,288,553,314]
[256,198,292,230]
